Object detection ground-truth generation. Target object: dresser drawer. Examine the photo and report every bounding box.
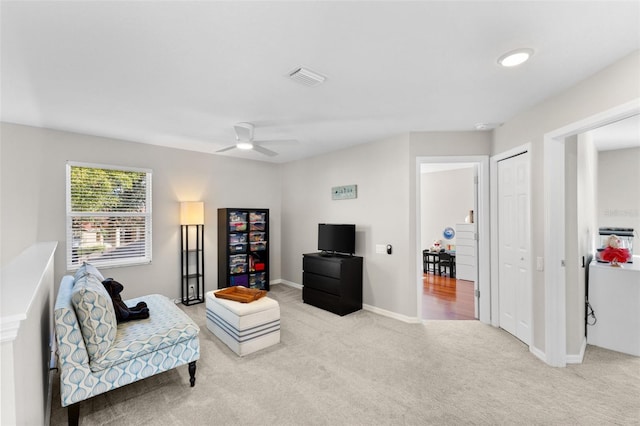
[303,272,340,295]
[303,256,341,278]
[303,287,343,315]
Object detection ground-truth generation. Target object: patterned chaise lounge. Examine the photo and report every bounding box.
[54,264,200,425]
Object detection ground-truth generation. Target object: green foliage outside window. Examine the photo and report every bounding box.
[70,167,146,212]
[67,163,151,268]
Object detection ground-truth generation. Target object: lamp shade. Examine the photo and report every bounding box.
[180,202,204,225]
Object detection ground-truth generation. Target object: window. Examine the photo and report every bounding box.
[66,162,152,269]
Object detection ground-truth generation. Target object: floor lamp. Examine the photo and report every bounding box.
[180,202,205,305]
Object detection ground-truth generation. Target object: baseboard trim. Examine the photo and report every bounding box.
[363,304,421,324]
[566,337,587,364]
[271,279,303,290]
[530,344,547,364]
[271,279,421,323]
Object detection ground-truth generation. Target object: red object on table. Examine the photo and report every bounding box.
[600,247,630,264]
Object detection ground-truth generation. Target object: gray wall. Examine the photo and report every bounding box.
[279,132,490,320]
[280,134,414,317]
[0,124,283,300]
[492,49,640,356]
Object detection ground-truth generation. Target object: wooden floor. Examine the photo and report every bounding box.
[422,273,475,320]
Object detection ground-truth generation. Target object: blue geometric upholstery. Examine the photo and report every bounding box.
[70,273,117,360]
[55,275,200,408]
[90,294,199,371]
[74,262,105,282]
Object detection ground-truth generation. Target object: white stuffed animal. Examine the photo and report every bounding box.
[430,239,442,252]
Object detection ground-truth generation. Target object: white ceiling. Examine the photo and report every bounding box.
[2,1,639,163]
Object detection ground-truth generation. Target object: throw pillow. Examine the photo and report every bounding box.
[74,262,105,283]
[71,273,117,360]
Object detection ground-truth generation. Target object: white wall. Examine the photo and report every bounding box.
[0,123,282,299]
[492,49,640,357]
[420,167,474,251]
[1,243,56,426]
[598,147,640,251]
[565,134,598,358]
[570,132,599,358]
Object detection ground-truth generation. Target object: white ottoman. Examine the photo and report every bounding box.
[205,290,280,356]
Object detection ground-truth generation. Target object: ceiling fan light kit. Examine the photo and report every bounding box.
[236,141,254,150]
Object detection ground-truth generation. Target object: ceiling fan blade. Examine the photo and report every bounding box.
[216,145,237,153]
[252,144,279,157]
[252,139,298,146]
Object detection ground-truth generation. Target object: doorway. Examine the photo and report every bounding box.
[416,156,490,324]
[544,99,640,367]
[420,163,476,320]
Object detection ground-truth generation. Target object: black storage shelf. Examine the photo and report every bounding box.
[218,208,270,291]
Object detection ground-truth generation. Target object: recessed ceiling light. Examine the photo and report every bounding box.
[236,142,254,150]
[498,48,534,67]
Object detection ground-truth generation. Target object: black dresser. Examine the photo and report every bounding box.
[302,253,363,316]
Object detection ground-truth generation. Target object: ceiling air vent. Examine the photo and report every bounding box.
[287,67,326,87]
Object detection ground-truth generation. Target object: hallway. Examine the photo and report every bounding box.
[422,273,475,320]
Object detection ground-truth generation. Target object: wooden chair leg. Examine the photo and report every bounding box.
[68,403,79,426]
[189,361,197,387]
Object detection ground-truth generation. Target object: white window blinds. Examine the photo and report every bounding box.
[66,162,152,270]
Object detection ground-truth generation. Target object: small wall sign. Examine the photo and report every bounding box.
[332,184,357,200]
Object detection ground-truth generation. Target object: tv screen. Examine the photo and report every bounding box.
[318,224,356,255]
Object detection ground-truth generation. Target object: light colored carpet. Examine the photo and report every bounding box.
[50,284,640,425]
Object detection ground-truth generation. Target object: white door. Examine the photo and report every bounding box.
[498,152,531,344]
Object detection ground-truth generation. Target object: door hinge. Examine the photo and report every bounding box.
[475,289,480,298]
[474,233,479,241]
[561,260,566,267]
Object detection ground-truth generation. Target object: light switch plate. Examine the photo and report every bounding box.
[376,244,386,254]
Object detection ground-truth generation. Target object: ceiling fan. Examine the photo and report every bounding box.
[216,122,297,157]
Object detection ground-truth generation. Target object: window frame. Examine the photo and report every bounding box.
[66,161,153,270]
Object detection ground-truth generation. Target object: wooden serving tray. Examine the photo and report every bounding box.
[215,286,267,303]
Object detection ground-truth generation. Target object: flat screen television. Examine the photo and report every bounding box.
[318,223,356,256]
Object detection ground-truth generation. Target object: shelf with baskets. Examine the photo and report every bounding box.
[218,208,269,290]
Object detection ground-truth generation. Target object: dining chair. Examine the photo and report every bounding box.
[422,250,439,274]
[438,252,455,277]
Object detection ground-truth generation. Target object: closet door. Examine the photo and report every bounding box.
[498,152,531,344]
